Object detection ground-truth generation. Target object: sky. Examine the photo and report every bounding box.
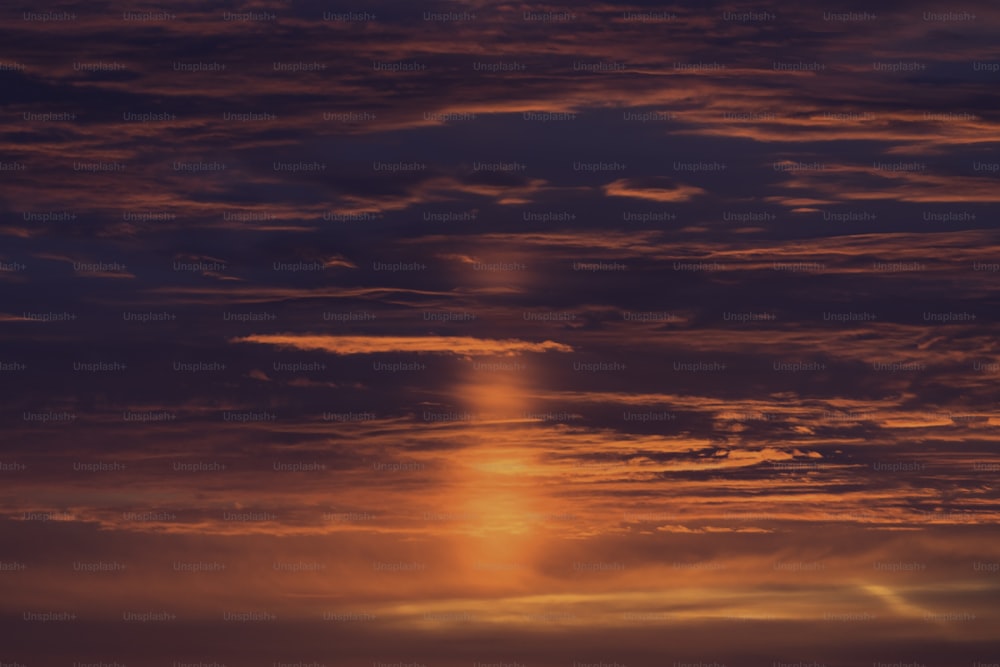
[1,1,999,666]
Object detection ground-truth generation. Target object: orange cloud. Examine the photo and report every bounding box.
[230,334,574,356]
[603,178,706,202]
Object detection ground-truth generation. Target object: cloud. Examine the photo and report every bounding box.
[230,334,574,356]
[603,178,706,202]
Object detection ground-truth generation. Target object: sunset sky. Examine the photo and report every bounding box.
[1,1,998,665]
